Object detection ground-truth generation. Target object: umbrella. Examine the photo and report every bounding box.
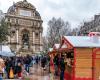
[0,51,15,57]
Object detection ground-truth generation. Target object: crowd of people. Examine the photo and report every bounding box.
[0,54,33,79]
[0,53,71,80]
[0,54,50,80]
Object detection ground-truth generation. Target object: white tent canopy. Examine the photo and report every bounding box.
[0,45,15,57]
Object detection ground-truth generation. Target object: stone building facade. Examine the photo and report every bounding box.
[5,0,43,55]
[79,14,100,36]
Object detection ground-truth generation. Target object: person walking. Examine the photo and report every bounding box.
[35,56,39,65]
[24,55,32,73]
[41,56,46,70]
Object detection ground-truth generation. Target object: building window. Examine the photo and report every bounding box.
[34,21,37,26]
[38,22,40,27]
[11,18,16,24]
[34,21,36,26]
[19,10,31,17]
[8,18,10,22]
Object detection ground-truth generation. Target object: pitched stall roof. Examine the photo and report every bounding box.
[64,36,100,47]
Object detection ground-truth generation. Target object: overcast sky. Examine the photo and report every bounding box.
[0,0,100,35]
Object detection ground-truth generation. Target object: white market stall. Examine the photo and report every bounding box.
[0,45,15,57]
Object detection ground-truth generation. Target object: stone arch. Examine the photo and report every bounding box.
[21,29,30,48]
[21,29,29,34]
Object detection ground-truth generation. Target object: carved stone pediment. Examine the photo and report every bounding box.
[15,1,35,9]
[7,0,35,14]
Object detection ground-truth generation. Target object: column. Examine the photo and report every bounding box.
[33,46,35,52]
[40,33,42,44]
[40,32,43,51]
[16,30,18,43]
[16,30,19,52]
[33,32,35,44]
[16,45,19,52]
[40,46,43,51]
[33,32,35,51]
[8,36,10,43]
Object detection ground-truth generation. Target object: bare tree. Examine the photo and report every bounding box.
[71,27,80,36]
[42,36,48,52]
[46,17,71,48]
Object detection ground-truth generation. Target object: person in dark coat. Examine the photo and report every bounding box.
[41,56,46,70]
[59,55,65,80]
[6,57,15,79]
[53,54,60,76]
[16,62,22,78]
[35,56,39,65]
[5,58,10,79]
[24,55,32,73]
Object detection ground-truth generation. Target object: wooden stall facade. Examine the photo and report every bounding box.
[48,48,55,73]
[60,36,100,80]
[48,44,60,61]
[48,44,60,73]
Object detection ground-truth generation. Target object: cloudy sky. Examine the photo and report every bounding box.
[0,0,100,35]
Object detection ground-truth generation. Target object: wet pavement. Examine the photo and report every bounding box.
[28,64,59,80]
[4,64,59,80]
